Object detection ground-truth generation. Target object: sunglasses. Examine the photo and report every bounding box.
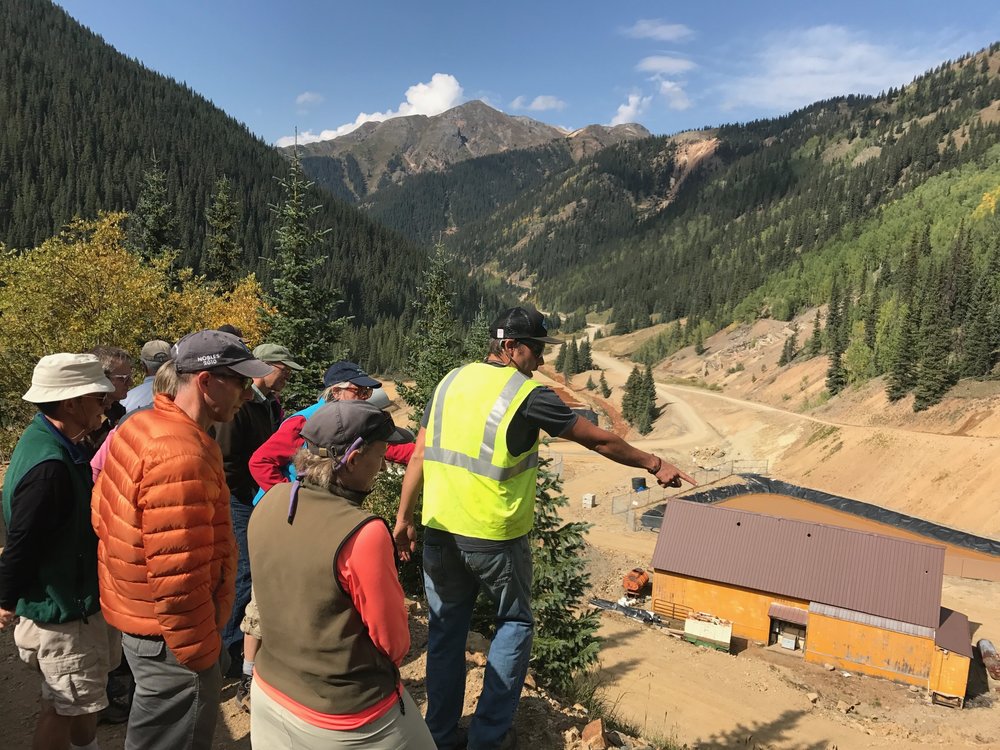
[83,393,113,408]
[521,339,545,357]
[212,369,253,391]
[334,384,373,399]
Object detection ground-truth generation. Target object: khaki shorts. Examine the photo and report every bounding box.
[240,588,261,639]
[14,611,122,716]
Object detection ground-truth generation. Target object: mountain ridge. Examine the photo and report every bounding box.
[286,100,650,201]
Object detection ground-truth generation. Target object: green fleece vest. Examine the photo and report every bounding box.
[250,481,399,714]
[2,413,99,623]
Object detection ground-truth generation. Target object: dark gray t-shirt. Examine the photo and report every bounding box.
[421,364,578,550]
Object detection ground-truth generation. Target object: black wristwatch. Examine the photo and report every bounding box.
[647,456,662,475]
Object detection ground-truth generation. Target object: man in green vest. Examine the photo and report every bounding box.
[394,306,694,750]
[0,353,119,750]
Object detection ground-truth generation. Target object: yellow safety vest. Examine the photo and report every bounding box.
[422,362,542,540]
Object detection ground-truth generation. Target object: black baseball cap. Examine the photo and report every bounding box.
[491,306,562,344]
[172,330,274,378]
[323,360,381,389]
[300,401,412,459]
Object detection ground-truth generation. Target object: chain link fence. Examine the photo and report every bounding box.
[691,459,769,487]
[610,459,769,529]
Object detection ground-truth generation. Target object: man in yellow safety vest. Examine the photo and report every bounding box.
[395,306,693,750]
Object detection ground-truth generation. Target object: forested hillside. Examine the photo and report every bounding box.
[0,0,494,372]
[362,46,1000,405]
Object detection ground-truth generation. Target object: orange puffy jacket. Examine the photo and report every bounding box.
[92,394,237,671]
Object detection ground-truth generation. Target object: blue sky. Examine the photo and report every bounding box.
[57,1,999,147]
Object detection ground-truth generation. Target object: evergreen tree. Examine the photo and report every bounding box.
[807,310,823,357]
[961,249,1000,376]
[863,278,880,355]
[634,364,657,435]
[825,276,843,352]
[621,366,644,427]
[578,339,593,371]
[397,243,463,426]
[598,371,611,398]
[462,304,491,363]
[530,455,601,690]
[585,375,596,391]
[693,328,705,355]
[562,337,579,379]
[825,278,848,395]
[593,328,604,340]
[126,159,179,265]
[913,289,956,411]
[553,343,567,372]
[264,150,350,409]
[886,300,919,401]
[778,324,799,366]
[203,175,242,290]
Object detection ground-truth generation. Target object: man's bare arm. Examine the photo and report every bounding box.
[393,427,426,562]
[561,417,695,488]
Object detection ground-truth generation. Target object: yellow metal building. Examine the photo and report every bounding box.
[650,501,971,706]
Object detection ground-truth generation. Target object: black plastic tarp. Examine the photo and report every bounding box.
[640,473,1000,556]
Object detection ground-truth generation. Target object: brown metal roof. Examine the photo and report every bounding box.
[936,608,973,658]
[651,501,945,629]
[768,603,809,626]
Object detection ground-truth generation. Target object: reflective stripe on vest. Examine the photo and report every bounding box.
[425,366,538,481]
[422,363,541,540]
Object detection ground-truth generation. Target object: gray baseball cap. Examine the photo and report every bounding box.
[172,330,273,378]
[300,401,412,459]
[140,339,171,370]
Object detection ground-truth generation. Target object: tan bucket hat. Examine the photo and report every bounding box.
[22,353,115,404]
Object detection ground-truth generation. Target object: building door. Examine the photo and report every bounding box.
[768,618,806,650]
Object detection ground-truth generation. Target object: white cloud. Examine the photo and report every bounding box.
[622,19,693,42]
[659,80,692,111]
[511,94,567,112]
[720,26,947,111]
[610,93,652,126]
[276,73,464,146]
[636,55,696,75]
[295,91,324,106]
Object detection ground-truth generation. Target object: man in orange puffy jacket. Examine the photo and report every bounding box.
[92,330,273,750]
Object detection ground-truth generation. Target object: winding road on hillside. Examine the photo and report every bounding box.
[553,343,1000,538]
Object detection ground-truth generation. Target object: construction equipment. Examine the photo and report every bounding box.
[622,567,650,595]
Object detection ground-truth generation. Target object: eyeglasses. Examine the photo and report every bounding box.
[107,374,132,384]
[212,369,253,391]
[334,384,373,399]
[83,393,113,408]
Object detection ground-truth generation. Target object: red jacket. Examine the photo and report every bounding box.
[249,414,414,494]
[91,394,237,671]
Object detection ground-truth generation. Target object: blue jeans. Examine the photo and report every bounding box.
[423,534,533,750]
[222,497,253,650]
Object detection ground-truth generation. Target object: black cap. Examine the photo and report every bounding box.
[300,401,412,459]
[172,330,274,378]
[491,306,562,344]
[323,360,382,389]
